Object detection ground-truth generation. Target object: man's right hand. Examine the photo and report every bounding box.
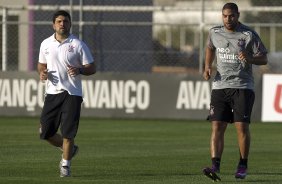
[203,68,211,80]
[40,69,48,81]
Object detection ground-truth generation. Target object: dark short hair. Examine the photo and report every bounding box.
[52,10,71,23]
[222,2,239,13]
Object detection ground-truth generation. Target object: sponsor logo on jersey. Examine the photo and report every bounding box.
[217,47,239,63]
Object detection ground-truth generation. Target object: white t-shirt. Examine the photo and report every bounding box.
[39,34,94,96]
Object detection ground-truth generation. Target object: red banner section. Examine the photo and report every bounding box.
[262,74,282,122]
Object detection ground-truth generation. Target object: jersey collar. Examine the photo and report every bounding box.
[52,33,74,43]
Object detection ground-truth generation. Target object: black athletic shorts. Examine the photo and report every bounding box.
[208,88,255,123]
[39,91,83,139]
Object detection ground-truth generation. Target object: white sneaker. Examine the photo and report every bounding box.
[59,159,71,169]
[59,145,78,177]
[60,166,71,177]
[59,159,63,168]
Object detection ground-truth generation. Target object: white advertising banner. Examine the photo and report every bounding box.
[262,74,282,122]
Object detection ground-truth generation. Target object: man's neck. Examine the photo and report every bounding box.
[55,33,70,43]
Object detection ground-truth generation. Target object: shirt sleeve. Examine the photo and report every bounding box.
[206,29,216,51]
[80,41,94,65]
[251,32,268,57]
[38,42,47,64]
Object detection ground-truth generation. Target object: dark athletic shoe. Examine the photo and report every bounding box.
[235,165,247,179]
[202,166,221,182]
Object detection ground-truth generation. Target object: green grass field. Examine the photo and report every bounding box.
[0,117,282,184]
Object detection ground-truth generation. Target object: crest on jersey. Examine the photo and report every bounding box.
[68,45,75,52]
[237,38,246,51]
[44,48,49,55]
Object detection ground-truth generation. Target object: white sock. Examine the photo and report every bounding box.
[61,159,71,167]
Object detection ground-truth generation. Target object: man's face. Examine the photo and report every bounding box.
[53,15,71,36]
[222,9,239,31]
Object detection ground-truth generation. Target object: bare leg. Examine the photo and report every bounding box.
[47,133,63,148]
[47,134,74,160]
[59,138,74,177]
[210,121,228,158]
[234,122,250,179]
[202,121,227,182]
[63,138,74,160]
[234,122,250,159]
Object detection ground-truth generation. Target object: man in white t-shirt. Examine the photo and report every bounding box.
[37,10,96,177]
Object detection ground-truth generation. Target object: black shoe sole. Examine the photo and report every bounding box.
[203,168,221,182]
